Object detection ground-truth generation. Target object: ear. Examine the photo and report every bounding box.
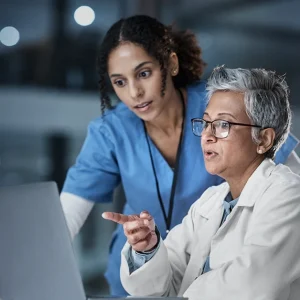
[256,128,276,155]
[169,52,179,76]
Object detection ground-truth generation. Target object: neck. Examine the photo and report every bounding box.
[225,157,264,199]
[145,88,185,135]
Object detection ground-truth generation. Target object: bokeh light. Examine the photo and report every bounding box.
[74,6,95,26]
[0,26,20,46]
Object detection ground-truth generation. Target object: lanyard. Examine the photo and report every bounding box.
[143,89,186,234]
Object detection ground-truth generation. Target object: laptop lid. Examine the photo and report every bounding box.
[0,181,86,300]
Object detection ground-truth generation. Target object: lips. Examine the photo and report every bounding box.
[134,101,153,112]
[205,150,218,155]
[203,149,219,159]
[134,101,152,108]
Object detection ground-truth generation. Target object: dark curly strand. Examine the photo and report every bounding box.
[97,15,206,113]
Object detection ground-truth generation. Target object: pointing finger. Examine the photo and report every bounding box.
[102,212,141,224]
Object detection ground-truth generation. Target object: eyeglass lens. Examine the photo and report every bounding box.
[193,120,230,138]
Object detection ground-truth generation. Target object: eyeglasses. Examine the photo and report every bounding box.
[191,118,262,139]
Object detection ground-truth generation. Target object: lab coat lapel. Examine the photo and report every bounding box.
[179,188,228,295]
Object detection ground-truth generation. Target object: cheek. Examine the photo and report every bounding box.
[225,137,256,161]
[216,141,235,160]
[146,73,162,91]
[113,88,130,105]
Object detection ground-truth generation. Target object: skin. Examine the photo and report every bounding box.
[108,42,185,167]
[102,210,157,252]
[201,91,275,199]
[103,90,276,252]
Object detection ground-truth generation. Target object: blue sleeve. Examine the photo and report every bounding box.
[127,242,161,274]
[274,133,299,164]
[62,120,120,203]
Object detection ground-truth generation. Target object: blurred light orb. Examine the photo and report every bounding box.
[74,6,95,26]
[0,26,20,46]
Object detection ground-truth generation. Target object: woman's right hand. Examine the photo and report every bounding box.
[102,211,158,252]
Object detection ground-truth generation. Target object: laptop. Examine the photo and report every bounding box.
[0,181,187,300]
[0,181,87,300]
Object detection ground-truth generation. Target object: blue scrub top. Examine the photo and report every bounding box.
[62,81,298,295]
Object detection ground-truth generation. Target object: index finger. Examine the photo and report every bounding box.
[102,212,138,224]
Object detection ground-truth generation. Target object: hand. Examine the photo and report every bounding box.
[102,211,158,252]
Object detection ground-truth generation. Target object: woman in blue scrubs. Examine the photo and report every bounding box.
[60,15,299,296]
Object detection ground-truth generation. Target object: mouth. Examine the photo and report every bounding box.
[204,150,219,160]
[134,101,153,112]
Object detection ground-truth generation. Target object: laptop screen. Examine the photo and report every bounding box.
[0,182,86,300]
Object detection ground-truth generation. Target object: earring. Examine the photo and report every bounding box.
[258,149,263,154]
[172,69,178,75]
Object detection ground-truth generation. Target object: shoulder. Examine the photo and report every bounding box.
[88,102,141,140]
[269,162,300,187]
[240,159,300,209]
[284,150,300,175]
[90,102,133,128]
[186,81,208,112]
[255,159,300,188]
[259,162,300,204]
[245,161,300,221]
[186,80,207,95]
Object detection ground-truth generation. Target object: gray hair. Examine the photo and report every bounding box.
[206,66,291,159]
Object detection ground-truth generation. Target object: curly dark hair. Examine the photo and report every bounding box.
[97,15,206,113]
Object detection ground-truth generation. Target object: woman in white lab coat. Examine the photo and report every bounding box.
[103,67,300,300]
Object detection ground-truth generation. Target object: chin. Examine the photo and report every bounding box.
[207,169,219,176]
[139,113,157,122]
[139,109,161,123]
[204,162,221,176]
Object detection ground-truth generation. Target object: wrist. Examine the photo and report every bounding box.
[137,226,160,253]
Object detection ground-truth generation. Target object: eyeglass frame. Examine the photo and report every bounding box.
[191,118,262,139]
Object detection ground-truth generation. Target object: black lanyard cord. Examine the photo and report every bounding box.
[143,89,186,233]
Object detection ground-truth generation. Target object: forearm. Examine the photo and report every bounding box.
[60,192,94,239]
[128,239,161,273]
[120,214,194,297]
[120,239,175,296]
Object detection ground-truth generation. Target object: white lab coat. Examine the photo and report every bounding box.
[120,159,300,300]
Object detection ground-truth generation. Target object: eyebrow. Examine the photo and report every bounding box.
[109,61,153,78]
[203,112,238,120]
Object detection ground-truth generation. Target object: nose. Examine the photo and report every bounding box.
[128,81,144,101]
[201,124,216,143]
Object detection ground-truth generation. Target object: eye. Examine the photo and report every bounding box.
[114,79,126,87]
[138,70,151,78]
[213,120,229,129]
[220,121,230,129]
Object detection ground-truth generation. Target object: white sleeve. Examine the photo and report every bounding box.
[60,192,94,239]
[120,203,197,297]
[285,150,300,175]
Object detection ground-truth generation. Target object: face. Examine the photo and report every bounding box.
[107,42,176,121]
[201,91,260,180]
